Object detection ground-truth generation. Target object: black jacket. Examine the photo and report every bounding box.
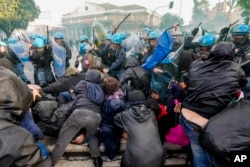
[71,70,104,113]
[30,48,53,69]
[114,104,164,167]
[183,56,247,119]
[120,57,150,94]
[41,73,86,94]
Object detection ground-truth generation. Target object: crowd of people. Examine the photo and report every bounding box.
[0,22,249,167]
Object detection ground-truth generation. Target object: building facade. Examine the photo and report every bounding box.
[60,1,161,42]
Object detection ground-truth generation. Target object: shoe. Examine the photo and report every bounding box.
[93,156,103,167]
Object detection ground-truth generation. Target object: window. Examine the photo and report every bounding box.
[85,6,88,11]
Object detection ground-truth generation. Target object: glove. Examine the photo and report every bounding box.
[219,27,229,36]
[191,27,199,36]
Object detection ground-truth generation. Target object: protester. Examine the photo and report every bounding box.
[99,77,126,161]
[114,90,164,167]
[120,56,150,96]
[177,42,247,167]
[0,66,52,167]
[51,70,104,167]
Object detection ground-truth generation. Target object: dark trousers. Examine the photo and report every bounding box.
[51,108,101,164]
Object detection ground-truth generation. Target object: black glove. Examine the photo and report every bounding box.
[191,27,199,36]
[219,27,229,36]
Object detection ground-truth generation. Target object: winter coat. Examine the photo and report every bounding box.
[120,57,150,95]
[200,98,250,166]
[0,67,52,167]
[71,70,104,113]
[183,43,247,119]
[41,73,86,94]
[114,104,164,167]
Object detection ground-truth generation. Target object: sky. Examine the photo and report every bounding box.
[34,0,220,25]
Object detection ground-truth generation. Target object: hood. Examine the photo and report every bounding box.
[208,42,235,61]
[125,57,140,69]
[0,67,33,122]
[130,105,150,122]
[85,70,102,84]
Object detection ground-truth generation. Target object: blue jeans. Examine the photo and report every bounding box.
[37,68,55,86]
[179,113,224,167]
[12,63,30,83]
[179,113,212,167]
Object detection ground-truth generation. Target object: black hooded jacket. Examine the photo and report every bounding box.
[183,42,247,119]
[114,104,164,167]
[41,73,86,94]
[120,57,150,94]
[71,70,104,113]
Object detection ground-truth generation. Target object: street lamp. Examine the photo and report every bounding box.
[149,1,174,27]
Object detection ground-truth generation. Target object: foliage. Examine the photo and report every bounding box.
[159,13,184,30]
[189,0,210,27]
[224,0,238,19]
[238,0,250,24]
[0,0,40,37]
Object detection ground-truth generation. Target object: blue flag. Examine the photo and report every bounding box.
[142,31,173,70]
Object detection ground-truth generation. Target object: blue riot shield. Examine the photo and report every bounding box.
[51,39,66,78]
[9,41,30,62]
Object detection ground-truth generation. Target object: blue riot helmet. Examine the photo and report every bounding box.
[119,32,126,40]
[199,34,216,59]
[148,31,158,40]
[7,37,17,44]
[33,38,45,48]
[111,33,122,44]
[79,43,92,54]
[79,35,89,43]
[199,34,216,47]
[53,32,64,39]
[231,24,249,44]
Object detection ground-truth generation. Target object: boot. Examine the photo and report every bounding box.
[93,156,103,167]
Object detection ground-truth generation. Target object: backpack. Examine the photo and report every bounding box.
[87,82,104,105]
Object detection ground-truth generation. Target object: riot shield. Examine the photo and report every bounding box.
[121,33,142,58]
[91,22,107,47]
[9,41,30,62]
[51,39,66,78]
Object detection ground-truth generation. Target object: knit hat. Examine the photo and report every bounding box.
[128,90,145,105]
[65,67,76,77]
